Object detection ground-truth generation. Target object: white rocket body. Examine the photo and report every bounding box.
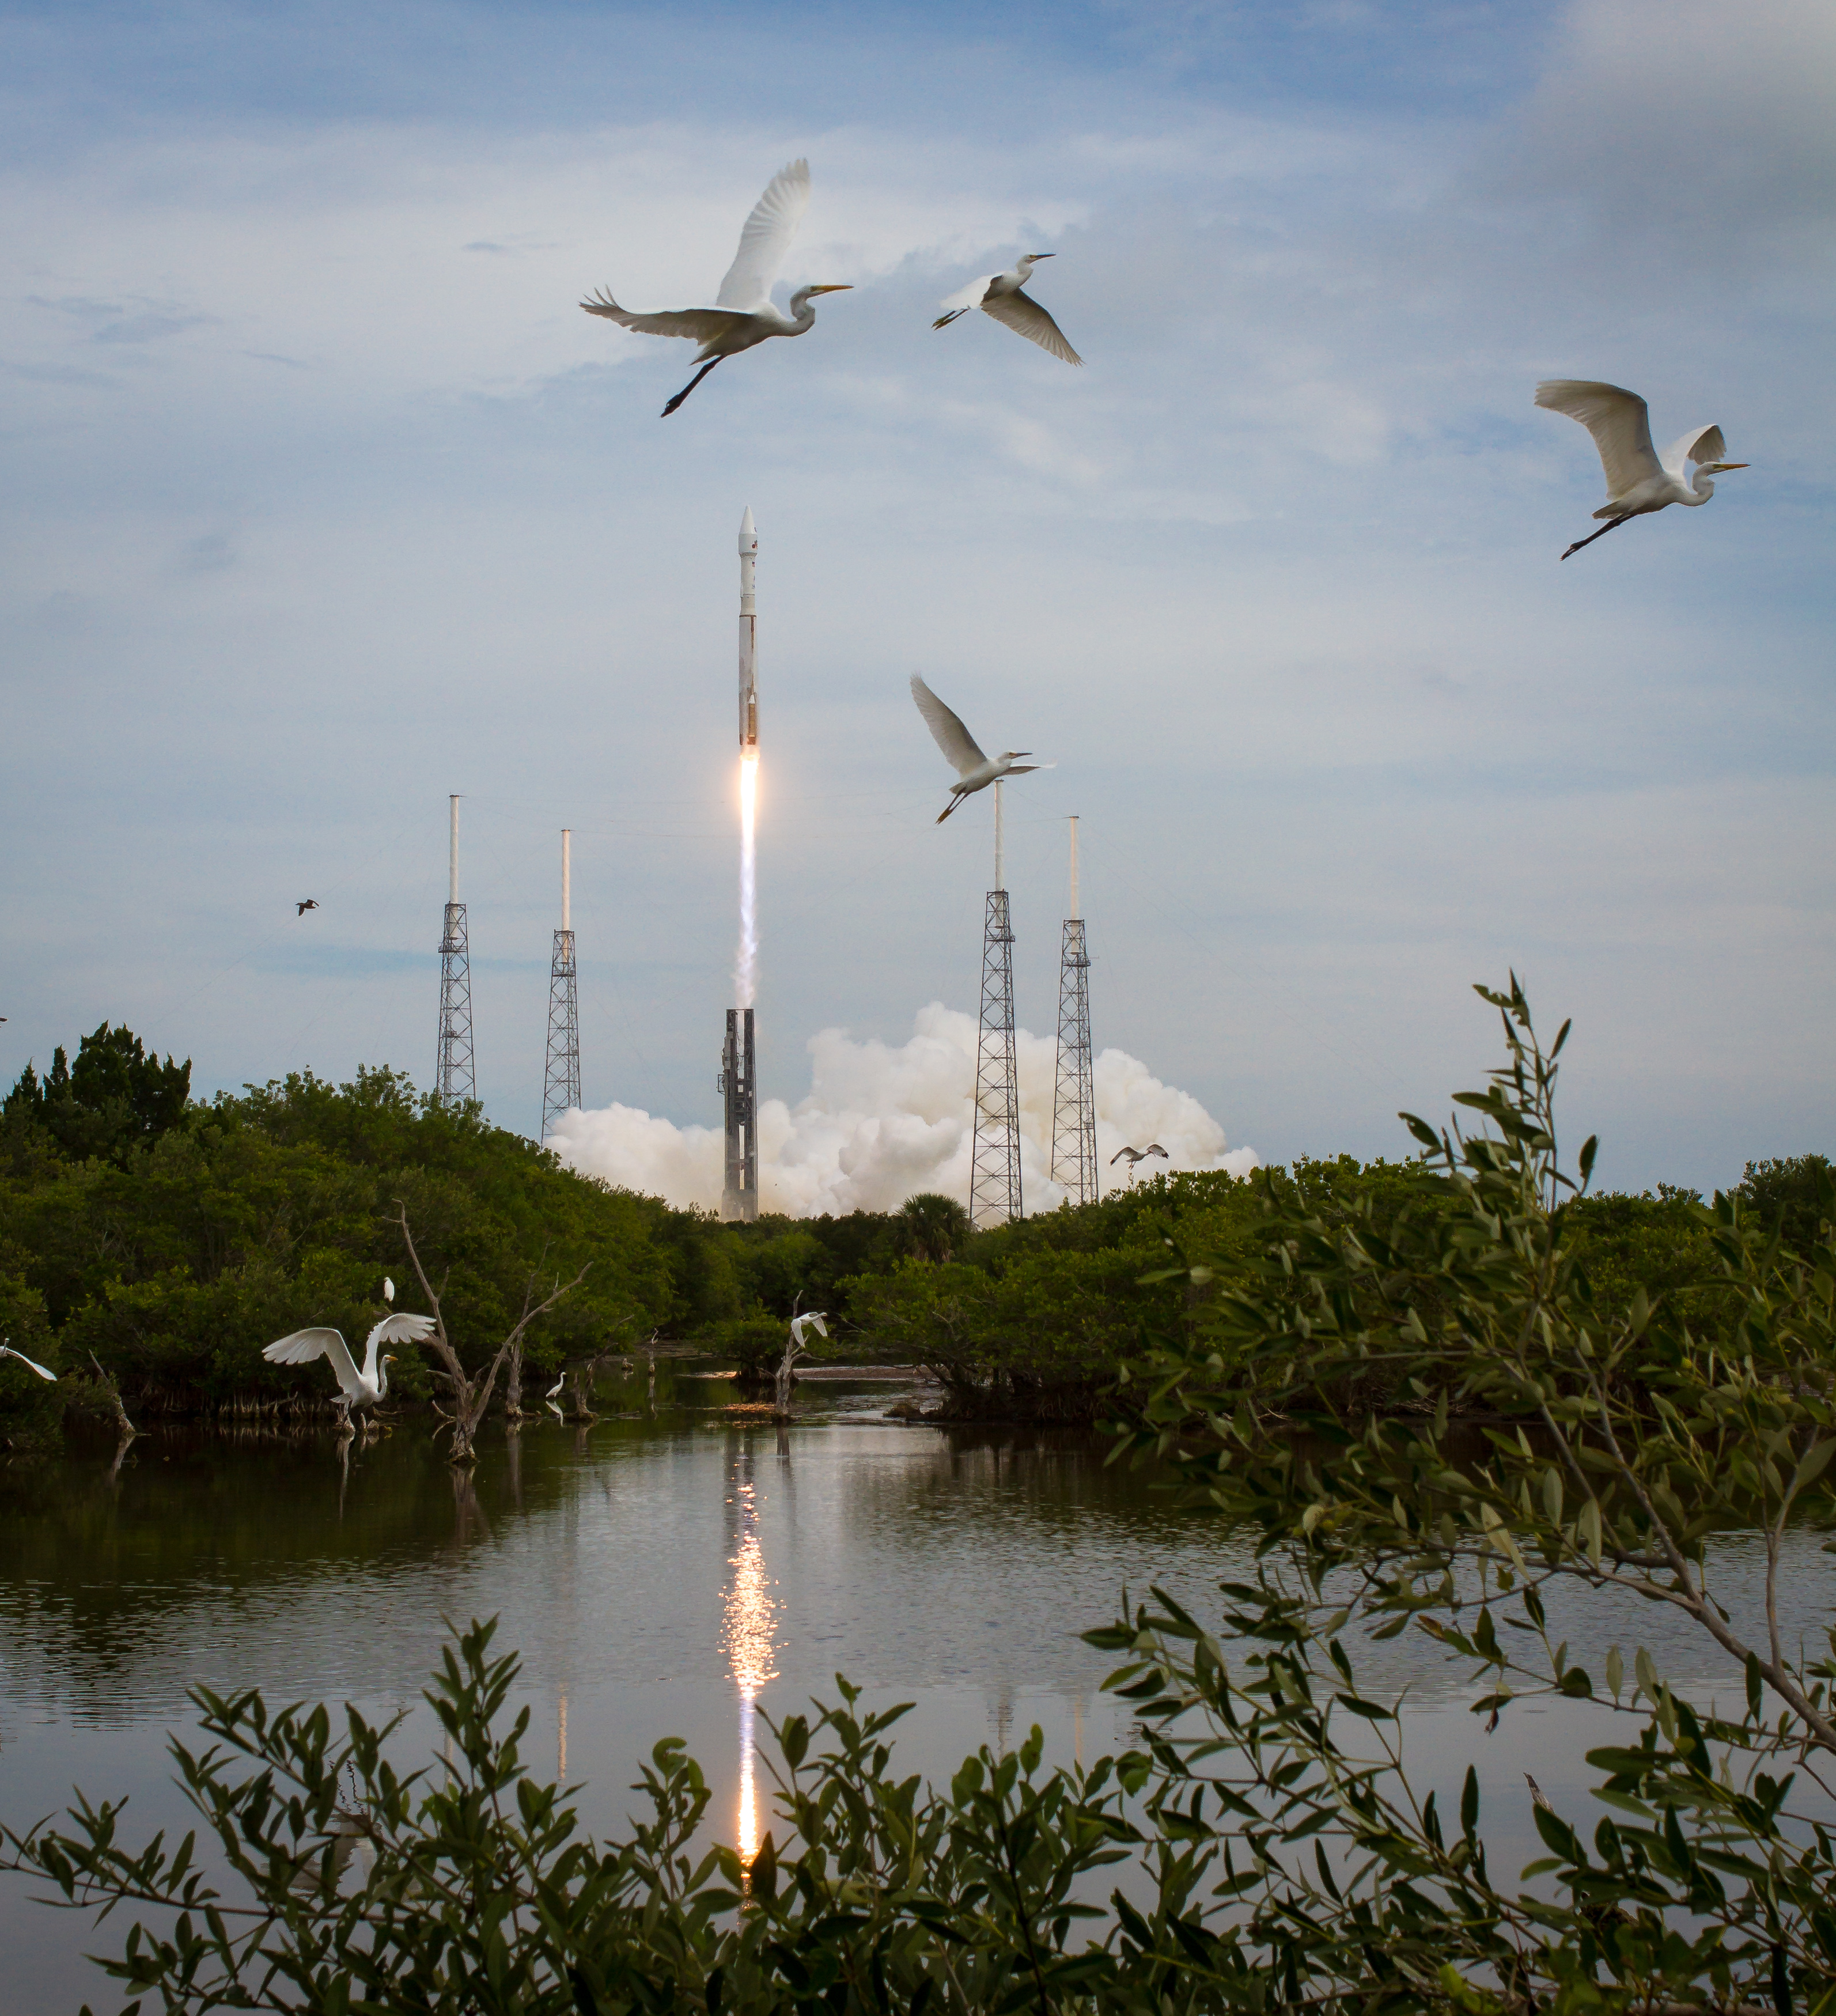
[738,506,758,751]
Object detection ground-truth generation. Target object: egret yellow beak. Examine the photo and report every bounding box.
[1704,462,1749,472]
[807,284,853,295]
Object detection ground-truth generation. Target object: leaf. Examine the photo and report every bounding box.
[1580,1497,1602,1568]
[1787,1438,1836,1504]
[1334,1695,1397,1722]
[1606,1646,1623,1699]
[1532,1803,1581,1863]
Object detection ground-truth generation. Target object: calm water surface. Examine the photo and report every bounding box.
[2,1367,1830,2013]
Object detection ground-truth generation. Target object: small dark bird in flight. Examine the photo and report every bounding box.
[296,899,319,916]
[1110,1143,1168,1170]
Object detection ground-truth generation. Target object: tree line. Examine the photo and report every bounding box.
[2,1019,1829,1444]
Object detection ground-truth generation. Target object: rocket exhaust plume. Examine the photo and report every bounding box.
[736,504,759,1009]
[737,752,758,1008]
[722,509,761,1220]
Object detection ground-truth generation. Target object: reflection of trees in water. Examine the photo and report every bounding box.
[447,1466,491,1548]
[0,1427,593,1712]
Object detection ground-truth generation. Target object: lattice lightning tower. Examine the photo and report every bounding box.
[970,781,1023,1228]
[542,829,582,1141]
[436,794,476,1103]
[1050,816,1098,1205]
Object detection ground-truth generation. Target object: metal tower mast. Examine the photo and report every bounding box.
[1050,815,1098,1205]
[436,794,476,1103]
[970,782,1023,1228]
[542,829,581,1140]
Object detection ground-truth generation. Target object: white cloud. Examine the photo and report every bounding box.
[1491,0,1836,262]
[549,1003,1256,1215]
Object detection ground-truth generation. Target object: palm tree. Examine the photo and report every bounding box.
[895,1193,971,1265]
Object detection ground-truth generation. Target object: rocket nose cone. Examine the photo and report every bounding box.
[739,505,756,543]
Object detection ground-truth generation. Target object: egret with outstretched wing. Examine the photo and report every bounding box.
[582,160,853,416]
[264,1284,434,1419]
[910,675,1049,824]
[934,254,1081,365]
[1,1341,57,1381]
[1535,380,1748,559]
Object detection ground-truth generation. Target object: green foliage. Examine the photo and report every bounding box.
[894,1192,972,1264]
[1103,976,1836,2013]
[0,1264,63,1446]
[2,1618,1221,2015]
[4,1023,191,1164]
[1738,1153,1836,1255]
[1,1060,684,1410]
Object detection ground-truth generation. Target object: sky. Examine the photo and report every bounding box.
[3,0,1833,1201]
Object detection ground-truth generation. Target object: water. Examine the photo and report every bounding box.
[2,1367,1830,2013]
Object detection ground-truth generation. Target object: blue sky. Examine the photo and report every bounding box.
[3,0,1833,1193]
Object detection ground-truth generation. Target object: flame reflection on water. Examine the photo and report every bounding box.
[721,1471,779,1862]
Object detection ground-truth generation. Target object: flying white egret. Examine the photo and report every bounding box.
[934,255,1082,365]
[789,1311,828,1351]
[581,159,852,417]
[1535,380,1748,560]
[264,1281,434,1423]
[910,675,1048,824]
[1,1340,57,1381]
[1110,1143,1168,1172]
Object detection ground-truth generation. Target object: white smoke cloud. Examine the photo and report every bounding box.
[548,1003,1258,1216]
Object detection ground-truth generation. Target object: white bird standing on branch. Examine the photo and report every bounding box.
[264,1279,434,1425]
[1,1340,57,1381]
[1535,380,1748,561]
[581,160,852,417]
[910,675,1050,824]
[933,254,1082,365]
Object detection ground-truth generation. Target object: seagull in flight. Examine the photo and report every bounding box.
[296,899,319,916]
[581,160,852,417]
[1535,380,1748,560]
[934,255,1081,365]
[1110,1143,1168,1171]
[910,675,1048,824]
[1,1340,57,1381]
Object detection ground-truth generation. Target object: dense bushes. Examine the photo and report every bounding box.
[1,1054,688,1416]
[2,1022,1826,1432]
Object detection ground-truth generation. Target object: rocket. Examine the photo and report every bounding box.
[737,505,759,751]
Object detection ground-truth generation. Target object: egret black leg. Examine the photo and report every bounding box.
[1559,515,1633,561]
[662,359,720,417]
